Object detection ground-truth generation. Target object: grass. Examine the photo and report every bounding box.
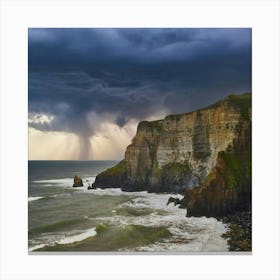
[204,171,216,185]
[138,93,251,135]
[103,160,126,176]
[161,161,190,175]
[227,92,251,120]
[148,120,163,133]
[165,114,183,122]
[218,151,251,189]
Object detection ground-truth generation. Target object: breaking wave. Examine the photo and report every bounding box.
[28,196,44,202]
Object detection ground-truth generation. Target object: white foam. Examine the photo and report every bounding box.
[51,193,71,198]
[33,178,73,184]
[88,188,132,196]
[29,187,228,252]
[202,221,229,252]
[57,227,97,245]
[93,190,228,252]
[29,227,98,251]
[85,187,150,197]
[33,177,96,188]
[28,196,44,202]
[29,243,47,252]
[28,194,72,202]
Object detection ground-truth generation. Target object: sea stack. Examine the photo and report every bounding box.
[73,175,83,187]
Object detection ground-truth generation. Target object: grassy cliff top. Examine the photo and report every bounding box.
[138,93,252,130]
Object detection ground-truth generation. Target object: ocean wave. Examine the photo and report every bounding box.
[93,191,228,252]
[29,243,48,252]
[28,196,44,202]
[29,218,86,235]
[57,227,97,245]
[29,227,97,251]
[51,193,71,198]
[86,188,148,196]
[28,193,72,203]
[28,188,228,252]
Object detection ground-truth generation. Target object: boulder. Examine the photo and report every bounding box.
[73,175,83,187]
[88,183,97,190]
[167,197,181,206]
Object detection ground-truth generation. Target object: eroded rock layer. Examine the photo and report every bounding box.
[94,93,251,216]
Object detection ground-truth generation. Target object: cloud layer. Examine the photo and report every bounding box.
[28,28,252,160]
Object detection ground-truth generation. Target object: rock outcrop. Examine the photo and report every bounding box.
[73,175,83,187]
[166,197,181,206]
[94,93,251,216]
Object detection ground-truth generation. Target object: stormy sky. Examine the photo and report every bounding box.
[28,28,252,160]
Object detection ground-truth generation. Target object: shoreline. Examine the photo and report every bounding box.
[29,168,251,253]
[219,211,252,251]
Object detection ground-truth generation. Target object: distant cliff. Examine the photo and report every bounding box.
[94,93,251,216]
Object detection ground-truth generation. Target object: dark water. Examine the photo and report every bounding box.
[28,161,228,252]
[29,160,116,182]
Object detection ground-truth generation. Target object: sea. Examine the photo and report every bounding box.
[28,160,228,253]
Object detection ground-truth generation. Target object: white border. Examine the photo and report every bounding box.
[1,0,280,279]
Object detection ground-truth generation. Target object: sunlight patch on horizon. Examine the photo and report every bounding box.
[28,110,170,160]
[28,120,138,160]
[90,119,138,160]
[28,128,80,160]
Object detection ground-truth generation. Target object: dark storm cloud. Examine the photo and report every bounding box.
[28,28,251,158]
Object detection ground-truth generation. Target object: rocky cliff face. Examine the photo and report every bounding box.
[94,93,251,216]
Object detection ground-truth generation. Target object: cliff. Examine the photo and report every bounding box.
[94,93,251,216]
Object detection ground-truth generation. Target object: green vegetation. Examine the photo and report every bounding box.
[165,114,183,122]
[103,160,126,176]
[158,161,191,186]
[195,92,252,119]
[161,161,190,176]
[204,171,216,185]
[140,93,252,137]
[218,151,251,189]
[227,92,251,120]
[145,161,192,191]
[138,120,163,133]
[148,120,162,133]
